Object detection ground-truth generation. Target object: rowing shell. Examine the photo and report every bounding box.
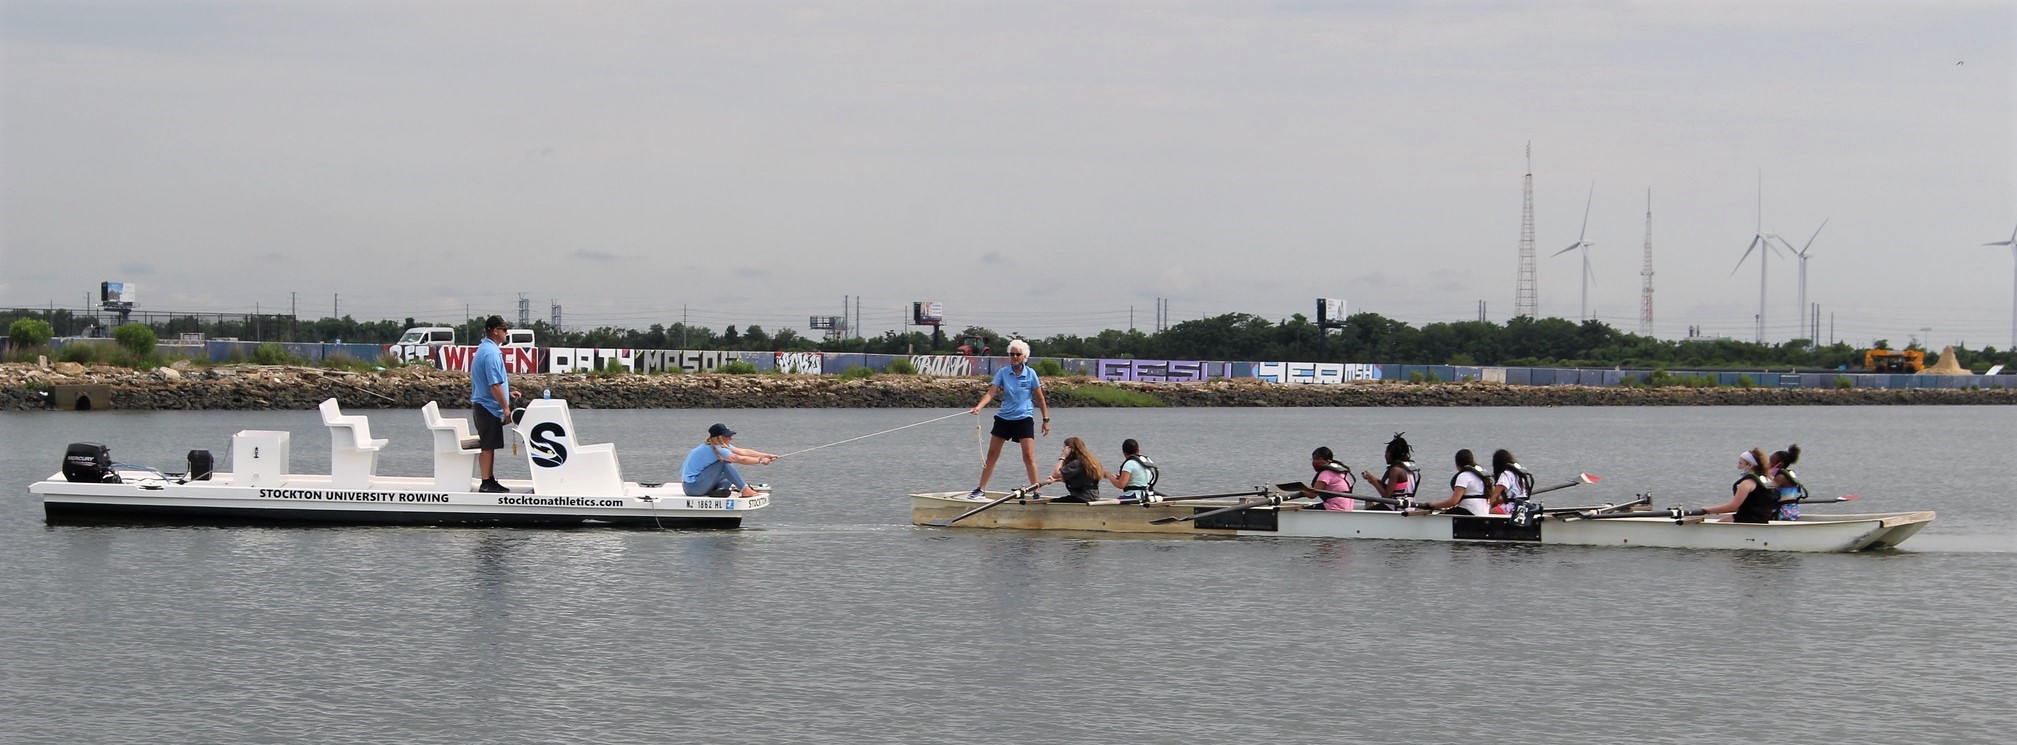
[909,492,1933,552]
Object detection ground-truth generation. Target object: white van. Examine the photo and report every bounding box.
[396,327,456,347]
[506,329,537,348]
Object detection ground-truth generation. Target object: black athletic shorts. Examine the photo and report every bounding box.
[990,415,1036,442]
[472,405,506,450]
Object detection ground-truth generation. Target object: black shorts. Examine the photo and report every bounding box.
[990,416,1036,442]
[472,405,506,450]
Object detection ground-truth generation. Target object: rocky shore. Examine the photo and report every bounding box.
[5,361,2013,411]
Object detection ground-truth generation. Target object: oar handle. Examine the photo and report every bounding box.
[1291,483,1406,509]
[1577,507,1706,521]
[1144,489,1270,504]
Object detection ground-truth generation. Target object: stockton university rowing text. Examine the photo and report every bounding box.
[256,489,451,503]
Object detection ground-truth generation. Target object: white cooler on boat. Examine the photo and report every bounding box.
[230,430,291,487]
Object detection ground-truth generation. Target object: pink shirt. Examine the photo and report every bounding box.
[1313,470,1355,511]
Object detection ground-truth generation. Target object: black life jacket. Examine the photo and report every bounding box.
[1123,454,1159,494]
[1390,460,1422,499]
[1498,464,1536,502]
[1732,472,1777,524]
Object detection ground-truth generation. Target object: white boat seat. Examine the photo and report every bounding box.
[515,399,624,498]
[421,401,481,492]
[319,398,386,489]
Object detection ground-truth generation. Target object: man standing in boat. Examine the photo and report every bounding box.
[967,339,1050,499]
[471,315,516,493]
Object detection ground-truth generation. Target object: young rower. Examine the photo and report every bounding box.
[1414,449,1493,515]
[1488,449,1535,515]
[1043,436,1106,503]
[1703,448,1777,523]
[1301,446,1356,510]
[1358,432,1420,512]
[1108,438,1159,501]
[1770,444,1806,521]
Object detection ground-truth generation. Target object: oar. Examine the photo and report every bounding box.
[1529,473,1603,496]
[1083,488,1267,507]
[1276,482,1409,510]
[1780,493,1859,505]
[927,482,1043,527]
[1150,491,1285,525]
[1576,507,1707,521]
[1540,493,1650,515]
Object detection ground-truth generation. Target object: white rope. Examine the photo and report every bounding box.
[774,411,970,459]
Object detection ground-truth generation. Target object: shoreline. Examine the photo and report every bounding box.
[6,362,2014,411]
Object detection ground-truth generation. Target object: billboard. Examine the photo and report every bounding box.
[1317,298,1346,325]
[809,316,839,330]
[101,281,137,307]
[912,301,944,325]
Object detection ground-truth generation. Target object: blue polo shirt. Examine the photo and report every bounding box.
[990,364,1041,421]
[470,339,509,417]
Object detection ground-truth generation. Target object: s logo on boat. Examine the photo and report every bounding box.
[527,422,570,468]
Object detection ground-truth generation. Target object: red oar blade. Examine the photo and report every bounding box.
[1579,473,1603,484]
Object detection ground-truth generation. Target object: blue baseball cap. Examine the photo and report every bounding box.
[708,423,736,437]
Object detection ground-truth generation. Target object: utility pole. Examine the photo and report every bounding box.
[334,293,339,319]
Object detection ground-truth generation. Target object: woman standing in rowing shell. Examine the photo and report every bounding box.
[1414,449,1493,515]
[1043,436,1105,503]
[1488,449,1535,515]
[967,339,1051,499]
[1302,446,1357,510]
[1703,448,1777,523]
[1359,433,1419,512]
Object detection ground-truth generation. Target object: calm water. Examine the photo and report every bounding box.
[2,405,2013,745]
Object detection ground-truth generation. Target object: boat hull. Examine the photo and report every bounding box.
[33,471,765,529]
[910,492,1933,552]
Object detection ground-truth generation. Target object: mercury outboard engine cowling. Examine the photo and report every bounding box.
[63,442,121,483]
[187,449,214,481]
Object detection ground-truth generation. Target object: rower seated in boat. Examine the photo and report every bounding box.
[1702,448,1777,523]
[1488,449,1535,515]
[1302,446,1356,510]
[1413,449,1493,516]
[1043,436,1106,503]
[1108,438,1159,502]
[1359,432,1419,512]
[1769,444,1805,521]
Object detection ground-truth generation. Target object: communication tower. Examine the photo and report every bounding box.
[1515,143,1538,318]
[1640,188,1655,336]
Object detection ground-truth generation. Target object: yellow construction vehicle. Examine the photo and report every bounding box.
[1863,349,1925,373]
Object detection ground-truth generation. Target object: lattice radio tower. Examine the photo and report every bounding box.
[1515,142,1538,318]
[1639,188,1655,336]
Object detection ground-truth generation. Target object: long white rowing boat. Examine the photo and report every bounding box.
[30,398,769,528]
[910,489,1933,552]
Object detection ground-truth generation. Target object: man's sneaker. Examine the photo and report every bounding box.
[478,480,510,494]
[967,489,986,500]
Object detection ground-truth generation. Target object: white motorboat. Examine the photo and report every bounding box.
[31,398,769,528]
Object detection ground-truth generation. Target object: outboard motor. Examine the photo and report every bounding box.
[187,449,214,481]
[63,442,121,483]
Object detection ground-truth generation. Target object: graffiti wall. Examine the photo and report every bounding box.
[775,352,824,375]
[909,355,974,377]
[1252,361,1383,384]
[1095,359,1230,382]
[396,344,545,374]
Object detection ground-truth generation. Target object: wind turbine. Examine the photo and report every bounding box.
[1552,184,1596,321]
[1790,219,1827,341]
[1988,222,2017,350]
[1732,173,1787,343]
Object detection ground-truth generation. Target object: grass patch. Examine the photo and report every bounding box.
[838,365,875,380]
[1051,384,1166,407]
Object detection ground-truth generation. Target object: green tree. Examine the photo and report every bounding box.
[113,323,157,355]
[8,318,53,348]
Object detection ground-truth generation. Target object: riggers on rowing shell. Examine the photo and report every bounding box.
[909,489,1934,552]
[30,398,772,529]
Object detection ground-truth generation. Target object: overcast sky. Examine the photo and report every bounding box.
[3,1,2013,348]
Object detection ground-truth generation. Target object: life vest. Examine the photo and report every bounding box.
[1773,467,1807,521]
[1123,454,1160,495]
[1498,464,1536,502]
[1315,460,1356,493]
[1448,464,1492,515]
[1391,460,1421,499]
[1732,472,1777,524]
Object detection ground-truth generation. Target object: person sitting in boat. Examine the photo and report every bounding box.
[1413,449,1493,515]
[1041,436,1105,503]
[680,422,777,498]
[1108,438,1159,502]
[1702,448,1777,523]
[1359,432,1419,512]
[1302,446,1356,510]
[1770,444,1806,521]
[1488,449,1535,515]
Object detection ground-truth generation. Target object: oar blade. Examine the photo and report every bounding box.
[1579,473,1603,484]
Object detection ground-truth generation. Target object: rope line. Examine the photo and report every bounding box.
[775,411,968,459]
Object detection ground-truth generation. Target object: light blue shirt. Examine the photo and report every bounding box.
[990,364,1041,421]
[1120,458,1153,492]
[469,339,508,417]
[681,443,731,483]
